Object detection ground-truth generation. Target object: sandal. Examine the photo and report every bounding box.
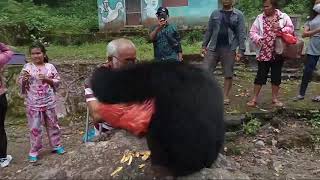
[312,96,320,102]
[224,99,231,105]
[247,100,257,107]
[272,100,284,107]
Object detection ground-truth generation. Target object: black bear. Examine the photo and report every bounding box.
[91,61,225,176]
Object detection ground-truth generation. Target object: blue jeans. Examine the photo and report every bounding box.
[299,55,319,96]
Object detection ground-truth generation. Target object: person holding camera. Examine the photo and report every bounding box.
[149,7,183,62]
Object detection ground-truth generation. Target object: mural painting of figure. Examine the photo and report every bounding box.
[144,0,159,18]
[99,0,124,24]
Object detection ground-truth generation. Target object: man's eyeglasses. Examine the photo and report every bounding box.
[110,56,138,64]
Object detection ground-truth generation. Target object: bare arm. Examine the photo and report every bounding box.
[0,43,13,67]
[87,100,102,123]
[302,25,320,38]
[149,26,162,41]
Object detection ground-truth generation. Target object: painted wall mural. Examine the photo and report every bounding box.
[97,0,219,30]
[143,0,159,19]
[98,0,124,28]
[168,0,218,17]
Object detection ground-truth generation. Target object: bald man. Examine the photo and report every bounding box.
[85,39,137,132]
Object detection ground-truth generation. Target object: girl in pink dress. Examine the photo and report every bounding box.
[18,42,65,162]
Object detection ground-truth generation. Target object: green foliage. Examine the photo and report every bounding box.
[243,117,262,136]
[0,0,98,43]
[236,0,313,19]
[184,30,203,44]
[309,112,320,129]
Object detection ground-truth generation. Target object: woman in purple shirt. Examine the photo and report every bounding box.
[0,42,13,168]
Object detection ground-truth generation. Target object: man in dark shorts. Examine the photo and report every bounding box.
[202,0,246,105]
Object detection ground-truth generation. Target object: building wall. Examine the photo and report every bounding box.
[98,0,219,31]
[97,0,125,31]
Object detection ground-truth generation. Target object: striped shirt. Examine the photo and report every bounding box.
[84,77,97,102]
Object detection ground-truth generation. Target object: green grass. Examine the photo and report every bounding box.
[16,39,202,62]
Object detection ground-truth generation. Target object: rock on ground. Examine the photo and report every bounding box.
[5,130,249,180]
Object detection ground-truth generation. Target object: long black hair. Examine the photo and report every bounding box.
[29,42,49,63]
[308,0,318,21]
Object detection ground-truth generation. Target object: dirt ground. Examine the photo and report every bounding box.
[225,115,320,179]
[2,110,320,179]
[1,62,320,179]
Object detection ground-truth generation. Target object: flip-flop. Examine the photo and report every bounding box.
[247,101,257,107]
[312,96,320,102]
[224,99,230,105]
[272,101,284,107]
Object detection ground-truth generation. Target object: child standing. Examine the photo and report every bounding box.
[18,42,65,162]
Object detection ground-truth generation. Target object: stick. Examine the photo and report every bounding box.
[84,107,90,143]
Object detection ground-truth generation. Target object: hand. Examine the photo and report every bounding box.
[21,71,31,92]
[178,53,183,62]
[235,53,243,62]
[38,74,54,86]
[200,48,207,57]
[22,70,31,80]
[258,38,264,46]
[158,19,167,28]
[272,21,280,32]
[88,101,102,124]
[38,74,46,80]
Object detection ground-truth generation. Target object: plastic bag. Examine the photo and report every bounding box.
[275,36,304,59]
[97,100,155,136]
[276,32,297,45]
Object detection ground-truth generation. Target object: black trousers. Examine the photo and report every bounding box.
[0,93,8,158]
[254,57,284,86]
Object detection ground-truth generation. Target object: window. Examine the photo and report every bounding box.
[162,0,188,7]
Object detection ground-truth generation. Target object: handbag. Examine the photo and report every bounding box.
[275,32,304,59]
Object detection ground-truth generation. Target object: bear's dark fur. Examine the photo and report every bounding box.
[91,61,225,176]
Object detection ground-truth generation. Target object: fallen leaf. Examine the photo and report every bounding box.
[141,151,151,161]
[111,166,123,177]
[120,151,132,164]
[127,155,133,166]
[135,152,140,158]
[139,164,146,169]
[259,108,268,112]
[120,154,127,163]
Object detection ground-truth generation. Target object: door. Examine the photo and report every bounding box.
[125,0,142,25]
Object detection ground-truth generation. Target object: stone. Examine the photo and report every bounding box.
[255,140,265,148]
[272,161,283,173]
[277,129,313,149]
[9,131,249,180]
[33,169,68,180]
[179,168,250,180]
[225,115,246,127]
